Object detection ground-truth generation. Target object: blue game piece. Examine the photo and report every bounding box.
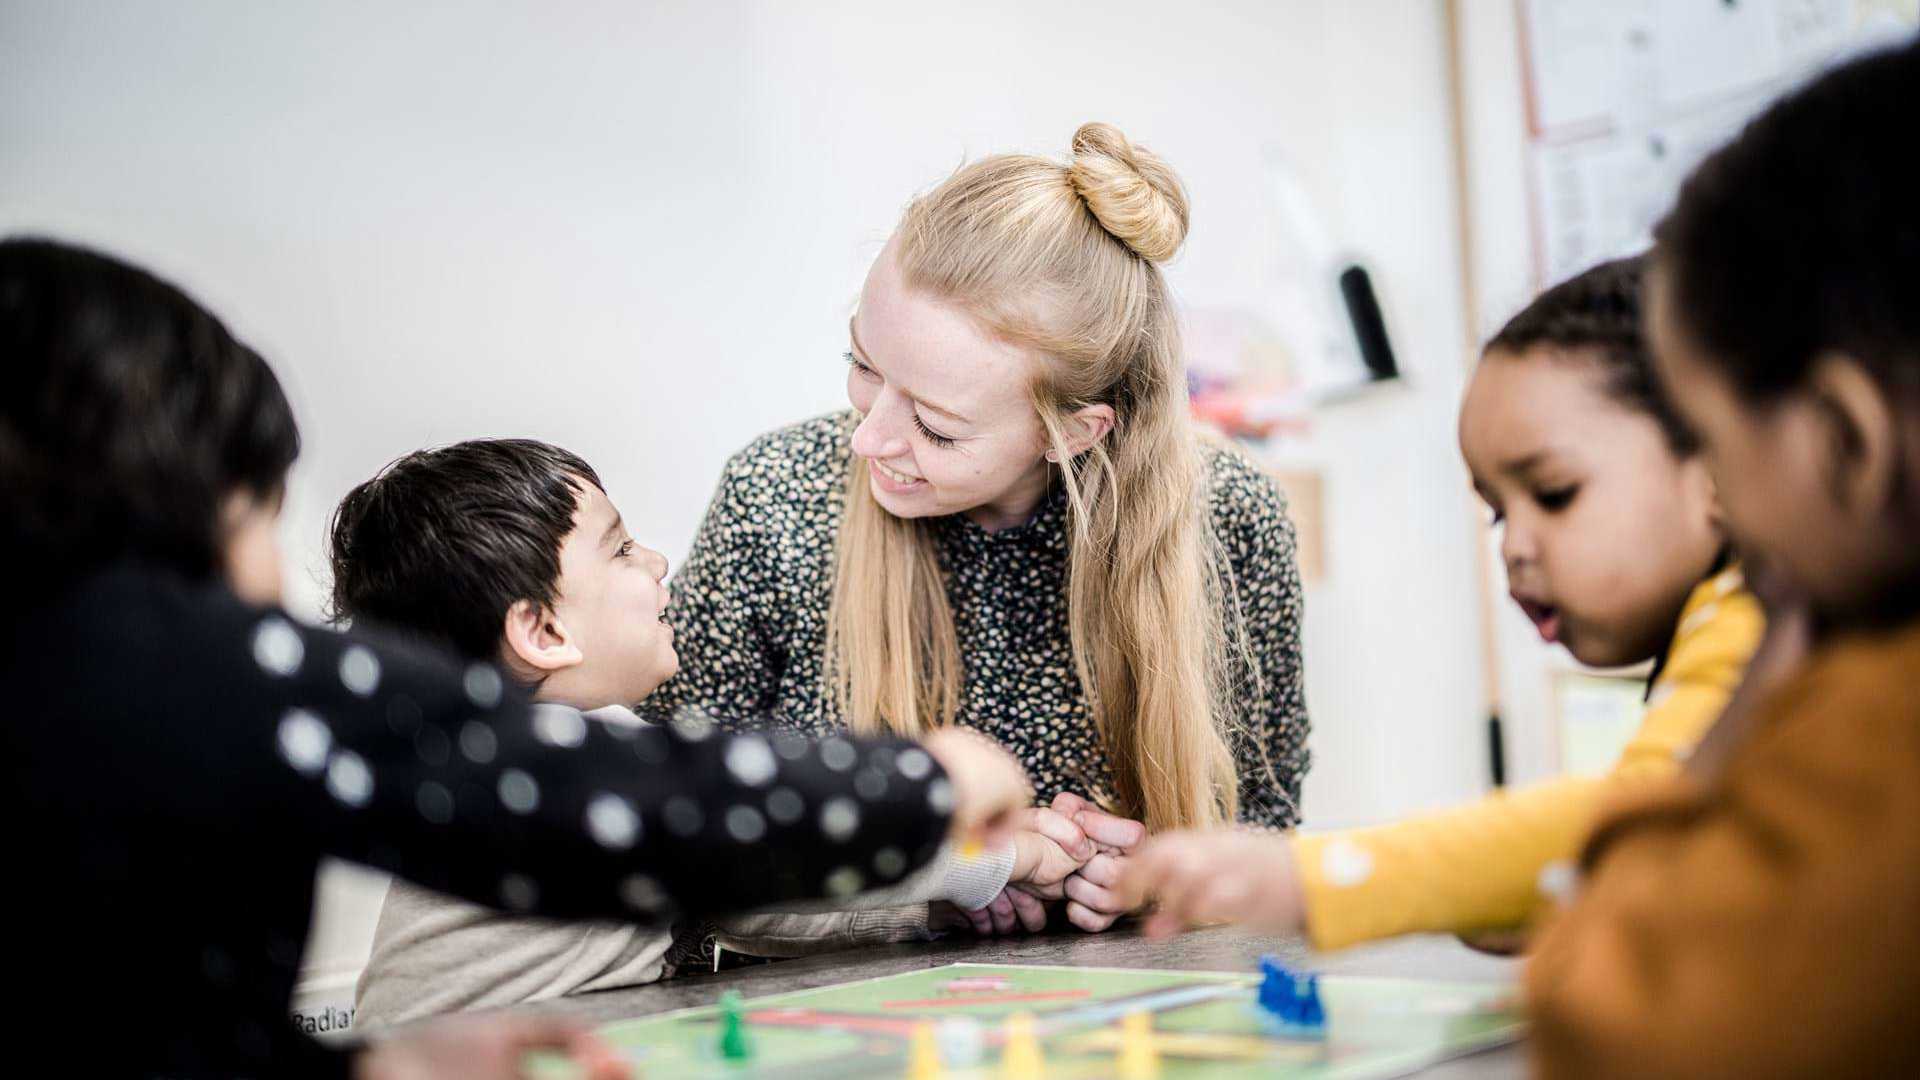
[1258,955,1293,1016]
[1256,955,1325,1033]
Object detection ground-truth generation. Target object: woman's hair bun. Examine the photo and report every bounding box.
[1066,122,1190,263]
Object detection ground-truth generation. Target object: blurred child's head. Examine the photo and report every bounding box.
[1461,255,1724,668]
[1650,40,1920,630]
[328,440,677,708]
[0,238,299,607]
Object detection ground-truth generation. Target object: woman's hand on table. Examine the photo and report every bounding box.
[953,794,1152,935]
[960,886,1054,935]
[353,1012,630,1080]
[1118,828,1308,939]
[955,804,1093,935]
[1049,792,1147,933]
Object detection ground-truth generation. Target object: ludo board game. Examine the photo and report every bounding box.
[534,959,1523,1078]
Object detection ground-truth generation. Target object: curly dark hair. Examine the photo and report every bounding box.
[1484,254,1698,454]
[0,238,300,597]
[327,439,604,659]
[1654,37,1920,402]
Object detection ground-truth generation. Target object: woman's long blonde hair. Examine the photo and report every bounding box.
[825,123,1248,832]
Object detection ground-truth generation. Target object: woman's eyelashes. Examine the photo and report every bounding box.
[615,538,635,559]
[843,350,958,448]
[912,413,957,448]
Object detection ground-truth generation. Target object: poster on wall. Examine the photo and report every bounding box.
[1518,0,1916,287]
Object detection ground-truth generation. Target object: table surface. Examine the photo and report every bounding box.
[506,924,1527,1078]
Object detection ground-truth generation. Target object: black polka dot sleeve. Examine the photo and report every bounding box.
[255,616,954,921]
[9,568,954,1077]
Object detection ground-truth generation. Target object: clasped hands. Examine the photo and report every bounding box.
[933,791,1147,935]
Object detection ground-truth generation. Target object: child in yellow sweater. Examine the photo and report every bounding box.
[1526,39,1920,1076]
[1119,255,1762,948]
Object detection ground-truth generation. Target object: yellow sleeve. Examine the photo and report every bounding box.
[1294,570,1762,951]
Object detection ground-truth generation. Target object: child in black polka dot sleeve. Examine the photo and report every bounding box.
[331,441,1035,1027]
[0,238,1029,1080]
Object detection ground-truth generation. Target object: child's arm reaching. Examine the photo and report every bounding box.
[1120,569,1760,948]
[30,570,1033,1079]
[248,622,960,920]
[170,587,1026,926]
[1288,567,1758,948]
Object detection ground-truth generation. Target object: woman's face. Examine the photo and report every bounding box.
[845,240,1055,531]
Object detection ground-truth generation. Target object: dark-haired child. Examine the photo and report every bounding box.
[0,237,1029,1080]
[1527,39,1920,1076]
[1118,255,1762,949]
[334,441,1035,1027]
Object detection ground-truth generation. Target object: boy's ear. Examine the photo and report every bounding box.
[1807,353,1897,520]
[501,599,585,674]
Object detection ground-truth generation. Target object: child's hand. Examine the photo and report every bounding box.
[920,728,1031,850]
[354,1012,629,1080]
[1119,829,1308,939]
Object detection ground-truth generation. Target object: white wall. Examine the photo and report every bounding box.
[1453,0,1566,788]
[2,0,1484,1001]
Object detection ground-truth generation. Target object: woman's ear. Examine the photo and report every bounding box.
[501,599,585,674]
[1806,353,1897,521]
[1055,403,1117,461]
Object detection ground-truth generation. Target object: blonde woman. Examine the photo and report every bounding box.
[644,123,1309,939]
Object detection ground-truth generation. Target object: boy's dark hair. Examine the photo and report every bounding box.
[1485,254,1698,454]
[0,238,300,597]
[328,440,604,659]
[1655,38,1920,402]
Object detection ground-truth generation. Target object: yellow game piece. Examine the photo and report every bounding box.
[1000,1012,1044,1079]
[907,1021,944,1080]
[1117,1011,1161,1079]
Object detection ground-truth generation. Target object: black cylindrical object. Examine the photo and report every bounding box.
[1339,263,1399,382]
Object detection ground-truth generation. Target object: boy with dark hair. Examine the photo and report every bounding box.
[333,439,1031,1027]
[330,439,678,709]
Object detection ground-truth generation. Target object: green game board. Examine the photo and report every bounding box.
[531,962,1523,1078]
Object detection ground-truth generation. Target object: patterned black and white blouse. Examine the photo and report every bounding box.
[643,411,1311,828]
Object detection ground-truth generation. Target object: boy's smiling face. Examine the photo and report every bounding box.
[534,481,678,708]
[1461,346,1723,668]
